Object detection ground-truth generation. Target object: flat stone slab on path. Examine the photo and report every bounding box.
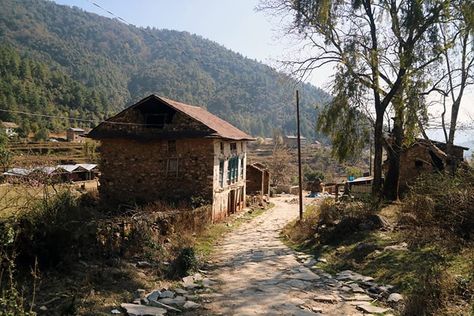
[120,303,167,316]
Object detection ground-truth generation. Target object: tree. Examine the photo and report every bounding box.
[424,1,474,174]
[268,143,294,187]
[261,0,450,198]
[0,130,12,172]
[33,128,49,142]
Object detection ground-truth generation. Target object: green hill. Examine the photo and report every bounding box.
[0,0,330,139]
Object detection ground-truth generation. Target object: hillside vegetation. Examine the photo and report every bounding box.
[0,0,330,138]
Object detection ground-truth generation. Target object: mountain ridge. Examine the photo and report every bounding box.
[0,0,330,139]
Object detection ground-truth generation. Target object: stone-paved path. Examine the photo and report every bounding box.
[200,197,385,316]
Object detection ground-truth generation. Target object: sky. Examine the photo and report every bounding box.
[52,0,473,149]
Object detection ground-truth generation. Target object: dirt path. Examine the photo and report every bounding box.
[201,197,374,316]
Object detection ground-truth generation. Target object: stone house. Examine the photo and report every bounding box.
[246,162,270,197]
[67,127,86,142]
[283,135,307,147]
[88,94,254,221]
[384,138,468,190]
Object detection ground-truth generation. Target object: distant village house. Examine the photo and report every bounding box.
[87,94,254,222]
[67,127,86,142]
[3,164,98,183]
[384,138,469,191]
[283,135,307,147]
[246,162,270,197]
[1,121,18,137]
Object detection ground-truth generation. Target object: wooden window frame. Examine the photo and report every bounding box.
[167,158,179,177]
[168,140,177,155]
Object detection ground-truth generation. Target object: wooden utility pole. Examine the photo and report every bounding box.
[296,90,303,221]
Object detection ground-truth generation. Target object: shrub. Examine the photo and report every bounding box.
[169,247,197,278]
[12,190,98,267]
[0,224,35,316]
[403,263,456,316]
[402,170,474,239]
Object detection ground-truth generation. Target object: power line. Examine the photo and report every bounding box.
[0,108,149,126]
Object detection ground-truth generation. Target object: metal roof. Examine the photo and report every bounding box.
[4,164,98,177]
[77,163,98,171]
[68,127,85,132]
[285,135,307,140]
[348,176,373,184]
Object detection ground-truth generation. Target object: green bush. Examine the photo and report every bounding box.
[169,247,197,278]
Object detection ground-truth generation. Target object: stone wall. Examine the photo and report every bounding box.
[98,138,215,204]
[399,144,441,189]
[97,205,212,257]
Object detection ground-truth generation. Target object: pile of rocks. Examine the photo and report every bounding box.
[294,253,404,314]
[116,272,215,315]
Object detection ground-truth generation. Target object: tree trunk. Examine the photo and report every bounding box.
[383,91,404,200]
[446,98,462,175]
[383,120,403,200]
[372,112,384,196]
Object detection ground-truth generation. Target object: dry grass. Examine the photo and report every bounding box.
[282,188,474,316]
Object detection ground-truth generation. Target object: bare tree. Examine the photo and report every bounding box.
[425,2,474,173]
[268,142,294,187]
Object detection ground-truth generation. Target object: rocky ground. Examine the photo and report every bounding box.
[119,197,401,316]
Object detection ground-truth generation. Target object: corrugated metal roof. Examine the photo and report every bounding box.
[68,127,85,132]
[348,176,373,184]
[4,168,32,176]
[4,164,98,177]
[77,163,98,171]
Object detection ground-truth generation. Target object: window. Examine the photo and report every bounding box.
[168,140,176,154]
[230,143,237,154]
[220,142,224,154]
[219,160,225,187]
[167,158,178,177]
[240,157,245,179]
[157,159,166,173]
[227,157,239,184]
[415,160,423,168]
[145,114,167,128]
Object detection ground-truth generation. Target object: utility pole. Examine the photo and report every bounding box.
[296,90,303,221]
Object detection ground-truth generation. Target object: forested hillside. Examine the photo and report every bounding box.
[0,0,330,138]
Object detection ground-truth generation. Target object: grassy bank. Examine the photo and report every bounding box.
[281,177,474,315]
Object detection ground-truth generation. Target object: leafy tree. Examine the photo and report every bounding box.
[262,0,451,199]
[0,129,12,172]
[33,128,49,142]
